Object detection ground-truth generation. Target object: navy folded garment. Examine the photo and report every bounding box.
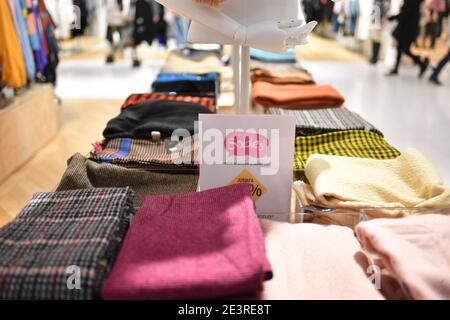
[103,100,213,140]
[152,72,220,95]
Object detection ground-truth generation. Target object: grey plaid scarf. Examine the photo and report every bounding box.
[0,188,134,300]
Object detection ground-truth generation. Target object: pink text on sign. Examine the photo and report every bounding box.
[224,132,270,158]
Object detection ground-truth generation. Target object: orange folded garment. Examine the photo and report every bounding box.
[250,67,315,85]
[252,82,345,109]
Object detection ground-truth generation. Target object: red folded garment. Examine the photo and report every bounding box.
[252,81,345,109]
[121,93,216,113]
[102,184,272,300]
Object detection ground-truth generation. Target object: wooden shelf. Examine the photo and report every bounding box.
[0,84,59,183]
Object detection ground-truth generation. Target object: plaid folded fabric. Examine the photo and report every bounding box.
[121,93,216,113]
[90,135,198,168]
[57,154,199,207]
[0,188,135,300]
[294,130,401,171]
[267,108,384,137]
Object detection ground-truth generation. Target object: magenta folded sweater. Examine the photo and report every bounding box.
[102,184,273,300]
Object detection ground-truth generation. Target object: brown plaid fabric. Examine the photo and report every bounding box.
[121,93,216,113]
[0,188,134,300]
[57,154,199,207]
[89,135,199,169]
[295,130,401,171]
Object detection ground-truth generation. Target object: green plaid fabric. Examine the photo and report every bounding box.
[294,130,401,171]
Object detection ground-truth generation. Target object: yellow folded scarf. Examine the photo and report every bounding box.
[304,149,450,217]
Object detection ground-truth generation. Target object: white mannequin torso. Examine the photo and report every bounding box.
[188,0,304,44]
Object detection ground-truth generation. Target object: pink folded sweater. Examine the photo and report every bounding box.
[356,214,450,300]
[102,184,272,300]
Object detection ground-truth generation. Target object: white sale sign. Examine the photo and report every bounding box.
[199,115,295,214]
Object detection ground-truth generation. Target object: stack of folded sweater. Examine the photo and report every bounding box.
[249,49,345,110]
[160,48,233,108]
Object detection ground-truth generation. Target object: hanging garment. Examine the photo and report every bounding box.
[121,93,216,112]
[102,184,272,300]
[294,130,400,171]
[7,0,35,82]
[56,154,198,207]
[37,0,59,85]
[132,0,155,46]
[356,214,450,300]
[45,0,76,40]
[152,72,220,95]
[0,0,27,88]
[89,135,199,169]
[261,220,385,300]
[266,107,384,137]
[252,82,345,109]
[24,0,47,72]
[0,188,135,300]
[103,100,213,140]
[304,148,450,214]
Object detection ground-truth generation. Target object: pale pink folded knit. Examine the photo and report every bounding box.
[261,220,385,300]
[356,214,450,300]
[102,184,272,300]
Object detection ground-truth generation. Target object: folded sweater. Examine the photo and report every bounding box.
[252,82,345,109]
[103,99,213,140]
[356,214,450,300]
[305,149,450,215]
[57,154,199,207]
[102,184,272,300]
[261,220,384,300]
[121,93,216,113]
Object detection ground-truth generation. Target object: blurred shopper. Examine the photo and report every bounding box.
[423,0,446,49]
[370,0,391,65]
[131,0,156,67]
[388,0,430,77]
[105,0,128,63]
[154,3,168,48]
[429,21,450,85]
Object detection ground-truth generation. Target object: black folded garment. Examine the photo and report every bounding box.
[103,99,213,140]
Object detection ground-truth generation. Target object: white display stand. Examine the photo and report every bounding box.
[232,45,250,115]
[155,0,317,114]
